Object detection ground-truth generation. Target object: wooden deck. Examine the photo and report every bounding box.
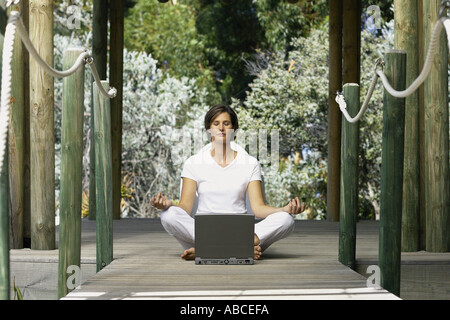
[55,219,401,300]
[10,218,449,300]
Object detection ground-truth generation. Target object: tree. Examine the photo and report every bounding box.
[197,0,328,101]
[124,0,329,103]
[233,19,395,219]
[252,0,327,53]
[125,0,221,103]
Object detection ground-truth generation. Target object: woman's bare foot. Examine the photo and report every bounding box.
[181,234,262,261]
[254,234,262,260]
[181,248,195,260]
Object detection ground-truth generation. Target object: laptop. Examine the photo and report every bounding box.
[195,214,254,265]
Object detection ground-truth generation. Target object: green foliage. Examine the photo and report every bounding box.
[124,0,328,103]
[13,277,23,300]
[121,50,211,217]
[235,23,329,158]
[233,23,329,219]
[234,19,394,220]
[125,0,220,103]
[253,0,327,52]
[51,0,395,220]
[357,20,394,219]
[195,0,266,101]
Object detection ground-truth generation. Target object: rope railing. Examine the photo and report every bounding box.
[10,11,117,97]
[336,8,450,124]
[337,2,450,296]
[0,10,117,176]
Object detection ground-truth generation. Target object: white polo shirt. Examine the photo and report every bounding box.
[181,142,262,214]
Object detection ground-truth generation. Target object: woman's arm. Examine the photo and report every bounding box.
[247,180,305,219]
[177,177,197,214]
[151,178,197,215]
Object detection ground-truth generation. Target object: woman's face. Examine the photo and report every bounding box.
[209,112,235,143]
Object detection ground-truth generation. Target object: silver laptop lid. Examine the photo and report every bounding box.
[195,214,254,264]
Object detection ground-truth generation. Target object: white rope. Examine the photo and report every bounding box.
[0,20,16,176]
[0,11,117,175]
[9,11,117,98]
[336,66,380,124]
[336,16,449,123]
[377,18,446,99]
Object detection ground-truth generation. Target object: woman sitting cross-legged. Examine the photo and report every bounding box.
[151,104,305,261]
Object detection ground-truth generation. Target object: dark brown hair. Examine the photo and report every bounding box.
[204,105,239,139]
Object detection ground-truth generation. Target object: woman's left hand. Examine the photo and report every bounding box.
[282,197,306,215]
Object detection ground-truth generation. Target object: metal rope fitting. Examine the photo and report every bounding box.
[374,58,384,73]
[85,56,94,65]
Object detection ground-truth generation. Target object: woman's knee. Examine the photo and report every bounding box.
[274,211,295,232]
[160,206,187,226]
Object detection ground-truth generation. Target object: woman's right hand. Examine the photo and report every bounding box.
[151,192,174,211]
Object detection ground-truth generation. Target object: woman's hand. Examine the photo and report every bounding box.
[282,197,306,216]
[151,192,174,211]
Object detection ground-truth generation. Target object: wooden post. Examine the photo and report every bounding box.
[342,0,361,85]
[92,0,107,77]
[89,0,108,221]
[422,0,450,253]
[0,0,10,299]
[417,0,426,252]
[94,81,113,272]
[22,0,31,248]
[8,3,25,249]
[340,0,360,226]
[0,145,9,301]
[57,48,85,299]
[394,0,420,252]
[338,83,359,270]
[110,0,124,220]
[379,50,407,297]
[327,0,343,222]
[29,0,55,250]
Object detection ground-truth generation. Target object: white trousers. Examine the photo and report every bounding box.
[160,206,295,252]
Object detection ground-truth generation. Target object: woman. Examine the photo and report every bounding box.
[151,105,306,260]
